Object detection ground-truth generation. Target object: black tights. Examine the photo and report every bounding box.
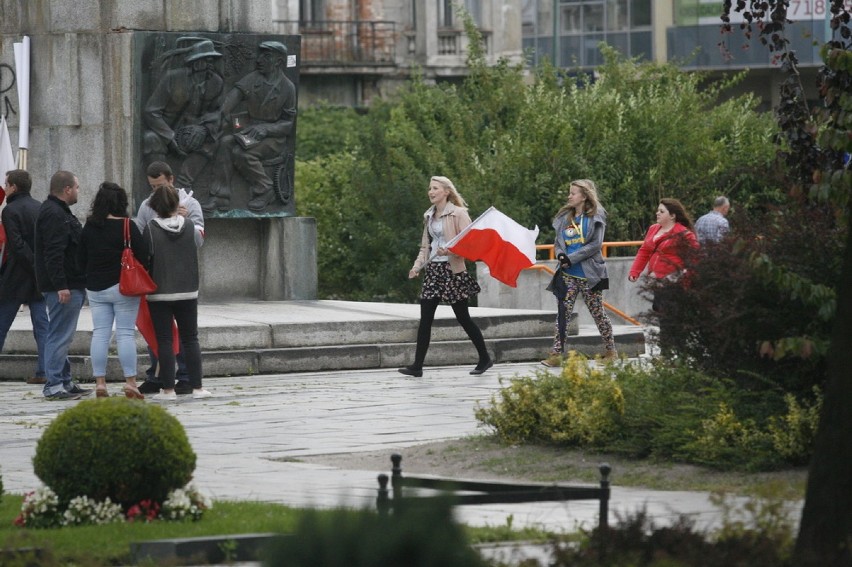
[411,298,489,370]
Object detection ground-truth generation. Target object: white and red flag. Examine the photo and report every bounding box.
[447,206,539,287]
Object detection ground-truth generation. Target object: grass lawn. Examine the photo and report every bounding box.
[0,496,301,565]
[0,492,554,565]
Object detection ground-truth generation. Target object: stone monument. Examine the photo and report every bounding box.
[135,32,300,218]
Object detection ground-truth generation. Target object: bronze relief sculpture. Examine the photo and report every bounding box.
[136,33,299,217]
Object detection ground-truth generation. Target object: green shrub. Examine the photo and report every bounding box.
[768,387,823,465]
[262,499,486,567]
[475,352,625,445]
[549,505,794,566]
[33,398,196,508]
[478,358,817,471]
[685,402,778,470]
[607,360,733,460]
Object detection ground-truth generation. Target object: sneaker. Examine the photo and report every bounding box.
[27,376,47,385]
[174,381,193,395]
[138,381,162,394]
[67,384,93,396]
[151,391,177,401]
[192,388,213,399]
[46,391,82,401]
[540,354,563,367]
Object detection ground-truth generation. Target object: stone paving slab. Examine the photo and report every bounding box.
[0,361,796,538]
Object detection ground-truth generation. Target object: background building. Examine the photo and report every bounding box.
[282,0,840,109]
[521,0,840,108]
[272,0,524,106]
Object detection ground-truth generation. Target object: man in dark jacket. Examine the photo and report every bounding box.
[0,169,49,384]
[34,170,90,400]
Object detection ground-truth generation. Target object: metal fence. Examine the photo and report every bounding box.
[275,20,397,65]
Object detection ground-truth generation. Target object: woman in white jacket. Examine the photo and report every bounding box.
[398,176,492,378]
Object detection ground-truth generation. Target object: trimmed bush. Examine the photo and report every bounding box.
[33,398,195,508]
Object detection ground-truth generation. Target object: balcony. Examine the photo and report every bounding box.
[275,20,397,66]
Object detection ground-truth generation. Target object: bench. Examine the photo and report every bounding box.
[376,453,611,530]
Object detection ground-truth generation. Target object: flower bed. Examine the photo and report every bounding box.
[14,484,211,528]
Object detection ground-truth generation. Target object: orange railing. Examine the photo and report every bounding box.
[528,242,644,326]
[536,242,644,259]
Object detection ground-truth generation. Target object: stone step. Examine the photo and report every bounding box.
[0,300,644,381]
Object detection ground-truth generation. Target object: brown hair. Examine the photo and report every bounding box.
[149,184,179,218]
[660,198,694,231]
[5,169,31,193]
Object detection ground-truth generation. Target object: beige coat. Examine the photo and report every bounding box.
[411,202,472,274]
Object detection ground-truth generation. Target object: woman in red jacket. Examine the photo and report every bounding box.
[629,199,699,308]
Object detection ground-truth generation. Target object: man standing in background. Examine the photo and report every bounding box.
[694,196,731,245]
[35,170,90,400]
[0,169,48,385]
[135,161,205,395]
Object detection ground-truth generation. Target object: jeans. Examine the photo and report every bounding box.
[87,284,140,377]
[42,289,85,396]
[147,299,202,390]
[0,298,48,378]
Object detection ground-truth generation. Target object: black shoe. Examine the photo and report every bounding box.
[46,391,82,401]
[470,359,494,375]
[138,381,162,394]
[67,384,93,396]
[174,381,193,395]
[397,366,423,378]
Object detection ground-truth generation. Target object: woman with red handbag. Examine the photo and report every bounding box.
[78,182,147,398]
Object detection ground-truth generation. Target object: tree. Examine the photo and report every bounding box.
[296,39,779,301]
[721,2,852,564]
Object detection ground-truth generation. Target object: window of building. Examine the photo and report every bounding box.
[300,0,325,24]
[532,0,652,68]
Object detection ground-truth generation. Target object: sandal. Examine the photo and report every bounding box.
[95,387,109,398]
[123,385,145,400]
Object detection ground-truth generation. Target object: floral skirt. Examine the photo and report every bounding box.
[421,262,481,303]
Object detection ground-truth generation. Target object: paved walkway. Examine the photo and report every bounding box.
[0,361,773,538]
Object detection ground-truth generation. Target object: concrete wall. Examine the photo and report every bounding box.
[477,257,652,326]
[0,0,318,300]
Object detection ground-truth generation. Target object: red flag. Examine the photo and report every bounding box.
[447,207,539,288]
[136,296,180,357]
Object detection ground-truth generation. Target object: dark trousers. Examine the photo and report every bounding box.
[148,299,203,390]
[412,298,489,370]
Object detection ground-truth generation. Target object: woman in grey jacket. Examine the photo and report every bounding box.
[142,184,211,400]
[542,179,616,366]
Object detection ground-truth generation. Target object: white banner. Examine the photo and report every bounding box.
[0,115,15,175]
[13,36,30,150]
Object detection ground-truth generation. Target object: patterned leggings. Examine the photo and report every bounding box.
[550,274,615,353]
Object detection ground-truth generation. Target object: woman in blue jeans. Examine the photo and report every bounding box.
[78,182,147,398]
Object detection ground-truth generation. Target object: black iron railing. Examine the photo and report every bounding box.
[275,20,397,65]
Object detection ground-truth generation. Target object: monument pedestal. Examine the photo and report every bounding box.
[198,217,317,302]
